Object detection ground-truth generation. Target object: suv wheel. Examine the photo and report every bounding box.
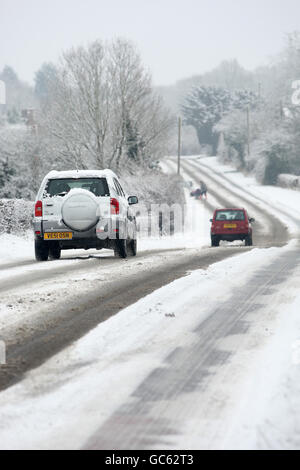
[49,243,61,260]
[35,239,49,261]
[114,239,128,258]
[128,238,137,256]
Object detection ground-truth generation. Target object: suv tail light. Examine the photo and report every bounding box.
[35,200,43,217]
[110,198,120,215]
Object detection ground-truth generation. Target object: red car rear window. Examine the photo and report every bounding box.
[215,210,245,221]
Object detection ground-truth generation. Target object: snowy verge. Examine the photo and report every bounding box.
[0,231,34,264]
[223,265,300,450]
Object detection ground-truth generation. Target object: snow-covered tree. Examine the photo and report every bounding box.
[40,39,173,172]
[181,85,259,155]
[232,89,261,110]
[0,126,48,199]
[0,157,15,190]
[34,62,58,105]
[215,33,300,184]
[181,86,231,154]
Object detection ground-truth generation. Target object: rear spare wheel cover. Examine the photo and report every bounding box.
[61,189,99,231]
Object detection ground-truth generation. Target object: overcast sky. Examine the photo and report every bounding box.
[1,0,300,86]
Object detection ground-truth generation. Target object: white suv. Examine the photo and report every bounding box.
[33,169,138,261]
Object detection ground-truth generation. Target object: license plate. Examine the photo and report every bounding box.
[44,232,73,240]
[224,224,237,228]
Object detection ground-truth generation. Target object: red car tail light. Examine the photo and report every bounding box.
[35,200,43,217]
[110,198,120,215]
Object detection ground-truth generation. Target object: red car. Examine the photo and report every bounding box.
[210,208,255,247]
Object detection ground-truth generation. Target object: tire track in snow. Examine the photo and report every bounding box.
[0,248,187,295]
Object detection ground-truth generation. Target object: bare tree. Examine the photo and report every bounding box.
[41,38,173,171]
[107,38,152,168]
[41,40,110,168]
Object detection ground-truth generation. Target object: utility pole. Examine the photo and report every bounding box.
[246,105,250,158]
[280,100,284,120]
[177,116,181,175]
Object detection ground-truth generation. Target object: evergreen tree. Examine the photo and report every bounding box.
[181,86,231,154]
[0,66,19,87]
[34,63,58,104]
[232,89,261,110]
[181,86,260,155]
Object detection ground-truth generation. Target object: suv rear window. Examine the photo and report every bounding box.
[215,210,245,221]
[45,178,110,197]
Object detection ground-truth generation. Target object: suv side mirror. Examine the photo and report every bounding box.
[210,219,213,222]
[249,218,255,223]
[128,196,138,205]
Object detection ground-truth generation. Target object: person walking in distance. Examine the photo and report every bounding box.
[199,180,208,200]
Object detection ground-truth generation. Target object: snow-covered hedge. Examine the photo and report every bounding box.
[277,174,300,190]
[0,199,34,234]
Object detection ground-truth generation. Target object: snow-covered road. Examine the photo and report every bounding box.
[0,156,300,449]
